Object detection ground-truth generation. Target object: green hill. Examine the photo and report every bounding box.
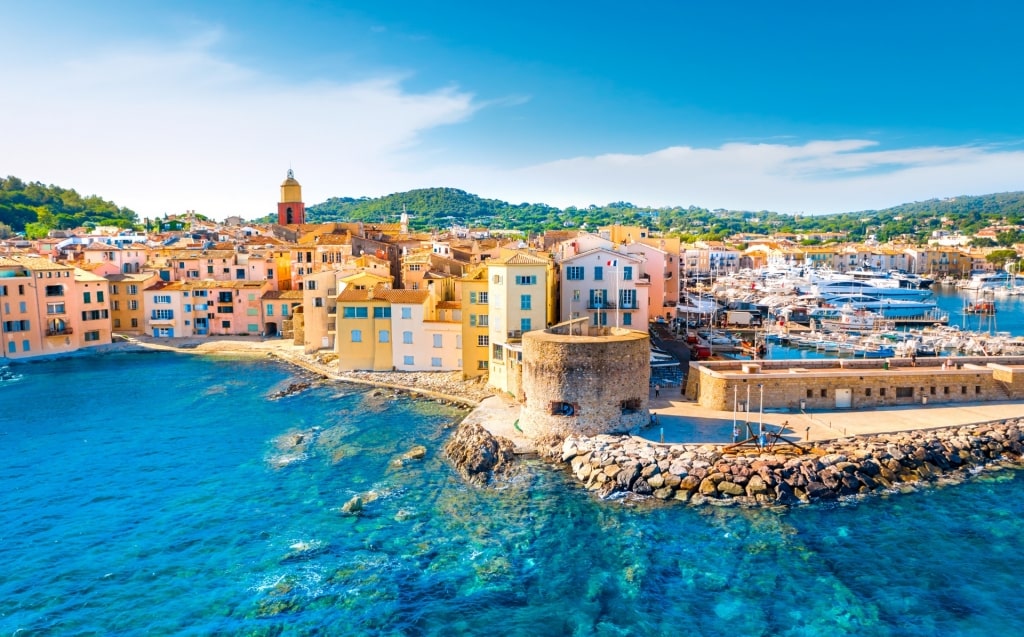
[0,175,139,239]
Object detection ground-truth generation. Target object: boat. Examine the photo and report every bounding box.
[960,271,1023,291]
[819,294,944,320]
[803,278,934,301]
[0,366,23,384]
[964,300,996,315]
[815,306,894,332]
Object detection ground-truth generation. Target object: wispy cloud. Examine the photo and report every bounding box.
[0,29,479,217]
[438,140,1024,214]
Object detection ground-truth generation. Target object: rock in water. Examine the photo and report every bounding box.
[444,422,518,486]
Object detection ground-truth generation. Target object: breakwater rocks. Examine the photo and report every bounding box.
[444,422,518,486]
[556,419,1024,506]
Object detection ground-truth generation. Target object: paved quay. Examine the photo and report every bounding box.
[641,389,1024,445]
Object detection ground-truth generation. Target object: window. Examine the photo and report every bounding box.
[477,360,488,370]
[431,357,442,367]
[469,291,478,304]
[477,314,489,327]
[623,313,632,326]
[479,292,489,304]
[236,269,245,280]
[409,264,421,271]
[21,340,29,352]
[493,344,504,360]
[218,292,232,303]
[515,275,537,285]
[351,330,362,343]
[820,389,827,398]
[403,331,413,344]
[379,330,389,343]
[521,318,531,332]
[594,266,603,281]
[248,324,258,333]
[896,387,913,398]
[623,266,633,281]
[97,291,105,302]
[84,331,100,342]
[566,266,584,281]
[373,307,391,318]
[207,265,214,274]
[266,305,274,316]
[281,304,289,316]
[865,388,872,397]
[620,289,636,309]
[222,320,231,329]
[128,285,138,295]
[47,302,65,315]
[7,342,13,353]
[152,309,174,320]
[478,335,489,347]
[433,334,443,348]
[184,304,192,312]
[131,318,138,328]
[343,307,369,318]
[128,300,138,310]
[806,389,813,399]
[591,312,607,326]
[456,335,462,349]
[520,295,532,310]
[307,280,317,290]
[401,307,412,319]
[314,298,324,308]
[404,355,415,365]
[45,285,64,297]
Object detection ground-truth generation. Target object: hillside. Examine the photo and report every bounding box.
[307,187,1024,244]
[0,175,139,239]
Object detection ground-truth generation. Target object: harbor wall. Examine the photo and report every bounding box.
[686,356,1024,411]
[557,418,1024,505]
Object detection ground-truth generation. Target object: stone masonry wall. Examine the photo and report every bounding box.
[519,329,651,439]
[688,356,1024,411]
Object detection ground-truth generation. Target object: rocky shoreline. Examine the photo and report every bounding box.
[546,419,1024,506]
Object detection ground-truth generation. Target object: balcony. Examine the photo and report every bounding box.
[507,330,522,341]
[587,300,617,310]
[46,326,73,336]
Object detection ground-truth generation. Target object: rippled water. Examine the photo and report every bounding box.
[2,352,1023,636]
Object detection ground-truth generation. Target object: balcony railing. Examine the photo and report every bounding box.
[587,301,617,309]
[46,326,73,336]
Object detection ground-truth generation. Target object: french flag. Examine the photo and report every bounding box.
[607,259,618,267]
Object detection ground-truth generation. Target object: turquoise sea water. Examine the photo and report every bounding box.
[3,351,1024,636]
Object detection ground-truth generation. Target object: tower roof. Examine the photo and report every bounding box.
[281,168,300,187]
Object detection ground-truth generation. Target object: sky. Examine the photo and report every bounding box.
[4,0,1024,220]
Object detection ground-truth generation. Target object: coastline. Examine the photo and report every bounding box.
[97,334,492,407]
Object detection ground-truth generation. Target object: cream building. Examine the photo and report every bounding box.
[487,251,550,395]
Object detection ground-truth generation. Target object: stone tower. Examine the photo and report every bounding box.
[277,169,306,225]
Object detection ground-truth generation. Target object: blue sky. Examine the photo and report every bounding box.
[4,1,1024,219]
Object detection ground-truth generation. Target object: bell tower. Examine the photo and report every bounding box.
[277,169,305,225]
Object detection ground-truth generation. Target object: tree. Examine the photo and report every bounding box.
[985,249,1019,268]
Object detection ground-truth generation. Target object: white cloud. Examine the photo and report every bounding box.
[2,27,1022,219]
[437,140,1024,214]
[0,30,479,219]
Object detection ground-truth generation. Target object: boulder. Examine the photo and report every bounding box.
[443,422,518,486]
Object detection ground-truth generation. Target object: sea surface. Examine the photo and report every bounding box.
[3,351,1024,636]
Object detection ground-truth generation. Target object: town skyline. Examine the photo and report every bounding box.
[5,1,1024,219]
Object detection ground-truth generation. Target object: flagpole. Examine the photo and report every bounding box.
[615,260,620,328]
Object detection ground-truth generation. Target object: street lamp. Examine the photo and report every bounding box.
[758,384,765,446]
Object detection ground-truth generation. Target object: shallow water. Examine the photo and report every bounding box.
[2,352,1023,635]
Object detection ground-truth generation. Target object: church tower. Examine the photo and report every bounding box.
[277,169,306,225]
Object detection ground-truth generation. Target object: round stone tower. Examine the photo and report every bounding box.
[277,169,305,225]
[519,327,651,439]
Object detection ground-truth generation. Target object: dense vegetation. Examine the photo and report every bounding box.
[0,176,139,239]
[5,173,1024,247]
[306,188,1024,245]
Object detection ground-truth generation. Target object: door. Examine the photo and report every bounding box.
[835,388,852,409]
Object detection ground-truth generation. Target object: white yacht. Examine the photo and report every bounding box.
[806,279,933,301]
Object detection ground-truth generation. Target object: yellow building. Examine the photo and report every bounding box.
[487,251,550,395]
[460,265,490,379]
[334,287,394,371]
[107,271,160,334]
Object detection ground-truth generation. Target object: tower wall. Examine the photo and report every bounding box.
[519,328,650,439]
